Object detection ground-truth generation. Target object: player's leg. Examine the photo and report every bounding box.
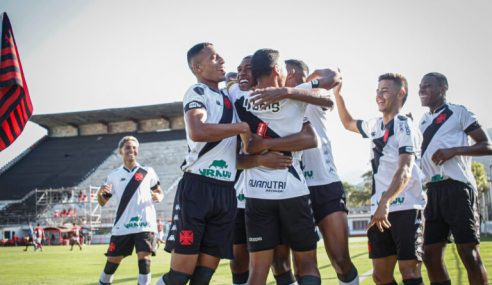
[393,210,424,285]
[99,235,133,285]
[456,243,488,285]
[135,232,157,285]
[281,195,320,284]
[372,256,397,285]
[271,244,296,285]
[230,208,249,285]
[311,183,358,284]
[249,249,275,284]
[423,181,452,284]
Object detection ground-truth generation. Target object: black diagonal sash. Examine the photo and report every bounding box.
[114,168,148,225]
[421,106,453,156]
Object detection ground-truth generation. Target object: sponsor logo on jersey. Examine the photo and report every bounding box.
[303,170,314,179]
[124,216,148,229]
[199,160,232,178]
[381,191,405,206]
[248,179,286,192]
[242,97,280,112]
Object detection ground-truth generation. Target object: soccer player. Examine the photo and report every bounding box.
[230,55,305,285]
[156,42,251,285]
[232,48,339,285]
[24,222,35,251]
[33,223,44,252]
[334,73,426,285]
[284,59,359,285]
[418,72,491,285]
[70,223,83,251]
[156,219,165,249]
[97,136,163,285]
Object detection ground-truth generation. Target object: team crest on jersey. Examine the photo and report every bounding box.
[435,113,447,124]
[134,173,143,181]
[179,230,193,245]
[223,96,232,109]
[199,160,232,179]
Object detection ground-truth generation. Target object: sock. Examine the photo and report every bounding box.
[337,265,359,285]
[274,270,297,285]
[403,277,423,285]
[138,259,151,274]
[298,275,321,285]
[190,266,215,285]
[232,271,249,285]
[430,281,451,285]
[382,281,398,285]
[156,269,191,285]
[138,273,151,285]
[99,261,119,284]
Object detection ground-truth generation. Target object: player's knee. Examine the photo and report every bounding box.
[232,271,249,285]
[189,266,215,285]
[297,275,321,285]
[138,259,151,274]
[330,253,352,272]
[107,256,123,264]
[274,270,296,285]
[158,269,191,285]
[372,271,395,285]
[295,257,317,276]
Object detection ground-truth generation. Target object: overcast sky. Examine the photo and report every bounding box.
[1,0,491,182]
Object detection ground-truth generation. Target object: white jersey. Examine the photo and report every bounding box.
[419,103,481,190]
[357,115,426,215]
[105,163,160,235]
[181,83,237,182]
[231,82,313,200]
[235,170,246,208]
[302,101,341,186]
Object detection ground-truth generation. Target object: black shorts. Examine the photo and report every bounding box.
[233,208,247,245]
[105,232,156,257]
[164,172,237,259]
[424,179,480,245]
[308,181,349,224]
[368,209,423,261]
[245,195,318,252]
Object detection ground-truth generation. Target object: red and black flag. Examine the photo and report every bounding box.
[0,12,33,151]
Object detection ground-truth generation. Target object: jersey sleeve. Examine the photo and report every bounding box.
[183,85,207,113]
[396,118,417,155]
[148,167,160,190]
[356,119,371,138]
[458,105,481,134]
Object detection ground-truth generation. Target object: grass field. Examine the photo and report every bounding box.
[0,236,491,284]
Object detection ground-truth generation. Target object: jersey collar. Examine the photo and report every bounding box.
[122,163,140,173]
[430,102,448,114]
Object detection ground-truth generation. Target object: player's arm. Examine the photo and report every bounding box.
[151,184,164,203]
[432,127,492,165]
[237,152,293,170]
[333,82,360,134]
[246,122,317,154]
[185,108,250,142]
[250,87,333,108]
[97,184,112,207]
[368,153,415,232]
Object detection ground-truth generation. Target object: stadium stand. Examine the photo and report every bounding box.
[0,103,187,227]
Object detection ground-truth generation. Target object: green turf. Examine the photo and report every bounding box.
[0,236,490,284]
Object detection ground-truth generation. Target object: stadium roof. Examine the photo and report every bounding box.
[30,102,183,129]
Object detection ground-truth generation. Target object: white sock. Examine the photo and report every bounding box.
[155,275,166,285]
[339,275,359,285]
[138,273,151,285]
[99,272,114,284]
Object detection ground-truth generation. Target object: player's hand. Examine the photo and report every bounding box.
[431,148,457,166]
[246,134,268,154]
[333,76,343,97]
[257,152,293,169]
[250,87,289,107]
[151,190,163,203]
[367,203,391,232]
[98,184,112,202]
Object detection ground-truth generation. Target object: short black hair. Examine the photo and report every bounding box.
[187,42,213,70]
[251,49,279,80]
[378,73,409,106]
[424,72,449,90]
[285,59,309,76]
